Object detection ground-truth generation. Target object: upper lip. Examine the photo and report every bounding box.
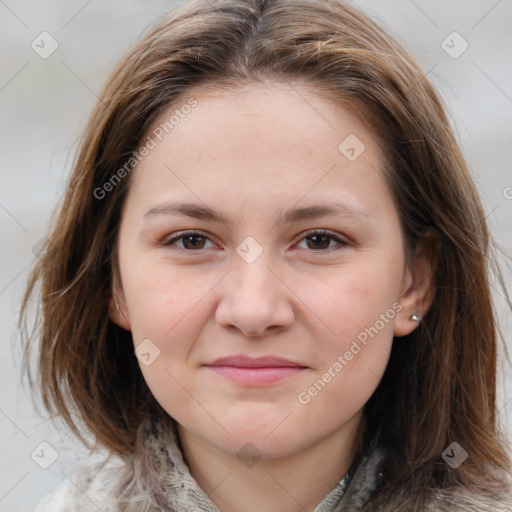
[204,354,307,368]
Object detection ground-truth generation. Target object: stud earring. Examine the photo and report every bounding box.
[411,313,421,322]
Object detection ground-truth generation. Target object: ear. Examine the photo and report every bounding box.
[109,277,132,332]
[394,232,438,337]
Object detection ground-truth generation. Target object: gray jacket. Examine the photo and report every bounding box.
[34,416,512,512]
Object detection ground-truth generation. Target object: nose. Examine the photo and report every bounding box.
[214,250,295,338]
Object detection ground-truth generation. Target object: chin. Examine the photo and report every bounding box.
[218,432,306,462]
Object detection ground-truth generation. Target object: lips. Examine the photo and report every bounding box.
[204,354,307,368]
[203,354,308,385]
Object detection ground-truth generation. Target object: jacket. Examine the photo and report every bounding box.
[34,415,512,511]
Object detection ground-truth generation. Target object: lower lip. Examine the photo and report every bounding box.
[205,365,307,385]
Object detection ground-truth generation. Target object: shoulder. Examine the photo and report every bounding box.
[33,458,126,512]
[33,478,73,512]
[423,486,512,512]
[366,477,512,512]
[348,444,512,512]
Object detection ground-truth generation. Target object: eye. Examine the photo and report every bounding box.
[161,231,216,251]
[295,229,349,251]
[161,229,349,253]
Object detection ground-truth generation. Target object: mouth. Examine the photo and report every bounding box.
[203,354,309,386]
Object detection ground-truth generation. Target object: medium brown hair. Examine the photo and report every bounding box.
[19,0,512,506]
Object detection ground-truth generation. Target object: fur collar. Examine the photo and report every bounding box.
[34,415,512,511]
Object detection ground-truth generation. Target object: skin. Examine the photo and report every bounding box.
[110,81,434,512]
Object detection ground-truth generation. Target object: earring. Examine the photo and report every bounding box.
[411,313,421,322]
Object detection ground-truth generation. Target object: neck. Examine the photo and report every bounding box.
[177,412,364,512]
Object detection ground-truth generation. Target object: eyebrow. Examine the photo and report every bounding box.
[143,201,374,228]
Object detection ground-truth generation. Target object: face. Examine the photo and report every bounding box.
[111,81,427,461]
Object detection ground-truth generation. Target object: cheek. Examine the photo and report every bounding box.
[293,274,398,421]
[292,255,403,415]
[123,256,209,340]
[295,254,403,351]
[123,262,213,411]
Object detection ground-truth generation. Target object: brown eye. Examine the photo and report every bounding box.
[297,230,349,251]
[162,231,214,251]
[306,234,331,250]
[181,234,207,250]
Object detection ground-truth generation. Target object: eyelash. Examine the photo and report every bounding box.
[160,229,350,253]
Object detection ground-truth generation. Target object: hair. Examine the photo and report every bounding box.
[19,0,512,507]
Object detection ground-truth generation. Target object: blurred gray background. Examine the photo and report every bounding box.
[1,0,511,510]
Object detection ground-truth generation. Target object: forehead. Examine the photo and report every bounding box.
[149,81,379,159]
[124,81,389,217]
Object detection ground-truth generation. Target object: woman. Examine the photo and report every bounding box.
[20,0,512,510]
